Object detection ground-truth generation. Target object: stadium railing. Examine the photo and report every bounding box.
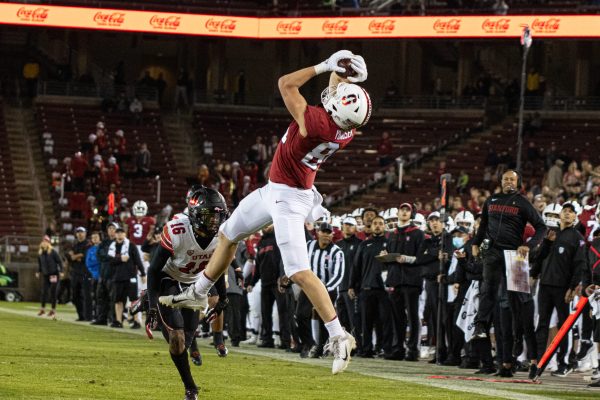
[37,80,159,102]
[524,96,600,111]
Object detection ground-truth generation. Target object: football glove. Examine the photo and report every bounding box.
[347,55,368,83]
[203,297,229,324]
[314,50,353,75]
[145,307,159,339]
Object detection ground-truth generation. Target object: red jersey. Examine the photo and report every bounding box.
[269,106,355,189]
[125,216,156,246]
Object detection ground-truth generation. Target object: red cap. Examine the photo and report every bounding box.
[399,203,413,211]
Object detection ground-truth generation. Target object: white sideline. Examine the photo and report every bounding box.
[0,306,558,400]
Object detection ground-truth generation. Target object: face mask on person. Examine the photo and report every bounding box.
[453,237,465,249]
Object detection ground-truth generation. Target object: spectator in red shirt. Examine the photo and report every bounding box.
[72,152,88,192]
[96,121,108,153]
[112,129,127,162]
[377,131,394,167]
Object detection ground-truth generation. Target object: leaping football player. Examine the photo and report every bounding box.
[160,50,371,375]
[146,186,229,400]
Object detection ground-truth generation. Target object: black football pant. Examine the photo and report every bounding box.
[389,285,420,356]
[536,285,570,367]
[359,289,393,355]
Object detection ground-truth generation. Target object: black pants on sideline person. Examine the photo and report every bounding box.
[425,280,446,358]
[390,285,421,357]
[260,285,290,347]
[536,285,570,367]
[71,274,93,321]
[336,290,355,334]
[508,292,537,361]
[95,278,113,323]
[41,275,58,309]
[360,289,393,356]
[226,293,243,346]
[475,248,505,328]
[295,291,315,351]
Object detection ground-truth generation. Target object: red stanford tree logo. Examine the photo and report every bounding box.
[205,18,237,33]
[433,18,461,34]
[276,20,302,35]
[150,15,181,30]
[481,18,510,34]
[531,18,560,33]
[93,12,125,27]
[368,19,396,34]
[17,7,49,22]
[322,20,349,35]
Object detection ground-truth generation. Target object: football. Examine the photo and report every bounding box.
[335,58,357,78]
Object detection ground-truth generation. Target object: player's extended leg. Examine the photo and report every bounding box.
[160,186,271,309]
[273,199,356,374]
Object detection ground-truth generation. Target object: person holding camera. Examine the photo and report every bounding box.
[470,170,546,376]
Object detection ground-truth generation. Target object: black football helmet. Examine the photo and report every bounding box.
[187,186,228,235]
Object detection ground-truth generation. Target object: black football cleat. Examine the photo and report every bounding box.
[190,351,203,366]
[216,343,228,357]
[184,388,198,400]
[528,364,538,380]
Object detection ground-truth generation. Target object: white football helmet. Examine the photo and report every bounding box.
[445,215,455,233]
[383,208,399,231]
[132,200,148,217]
[542,203,562,228]
[331,216,342,229]
[455,210,475,234]
[568,200,582,217]
[322,83,372,131]
[412,213,426,231]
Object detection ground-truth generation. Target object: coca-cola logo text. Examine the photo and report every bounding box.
[94,12,125,27]
[433,18,461,34]
[322,20,349,35]
[276,20,302,34]
[17,7,49,22]
[205,18,237,33]
[531,18,560,33]
[482,18,510,33]
[150,15,181,30]
[368,19,395,34]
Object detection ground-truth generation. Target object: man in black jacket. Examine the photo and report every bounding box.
[68,227,92,321]
[532,202,587,377]
[471,170,546,336]
[250,225,289,349]
[471,170,546,379]
[417,212,452,363]
[349,216,393,358]
[335,216,362,339]
[93,222,117,325]
[109,225,145,328]
[383,203,425,361]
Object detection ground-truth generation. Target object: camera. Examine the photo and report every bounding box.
[481,238,491,250]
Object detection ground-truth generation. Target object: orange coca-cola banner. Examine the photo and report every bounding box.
[1,2,599,38]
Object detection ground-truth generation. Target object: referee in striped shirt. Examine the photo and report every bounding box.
[296,222,345,358]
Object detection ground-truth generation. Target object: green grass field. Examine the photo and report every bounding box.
[0,302,597,400]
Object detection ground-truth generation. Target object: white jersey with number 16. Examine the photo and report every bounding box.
[160,215,218,284]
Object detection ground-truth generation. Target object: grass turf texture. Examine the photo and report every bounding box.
[0,302,596,399]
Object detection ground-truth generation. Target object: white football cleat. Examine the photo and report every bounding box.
[159,285,208,312]
[324,330,356,375]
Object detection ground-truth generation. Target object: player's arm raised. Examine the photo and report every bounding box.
[278,50,351,137]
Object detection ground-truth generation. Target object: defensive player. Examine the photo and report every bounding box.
[160,50,371,374]
[146,186,228,400]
